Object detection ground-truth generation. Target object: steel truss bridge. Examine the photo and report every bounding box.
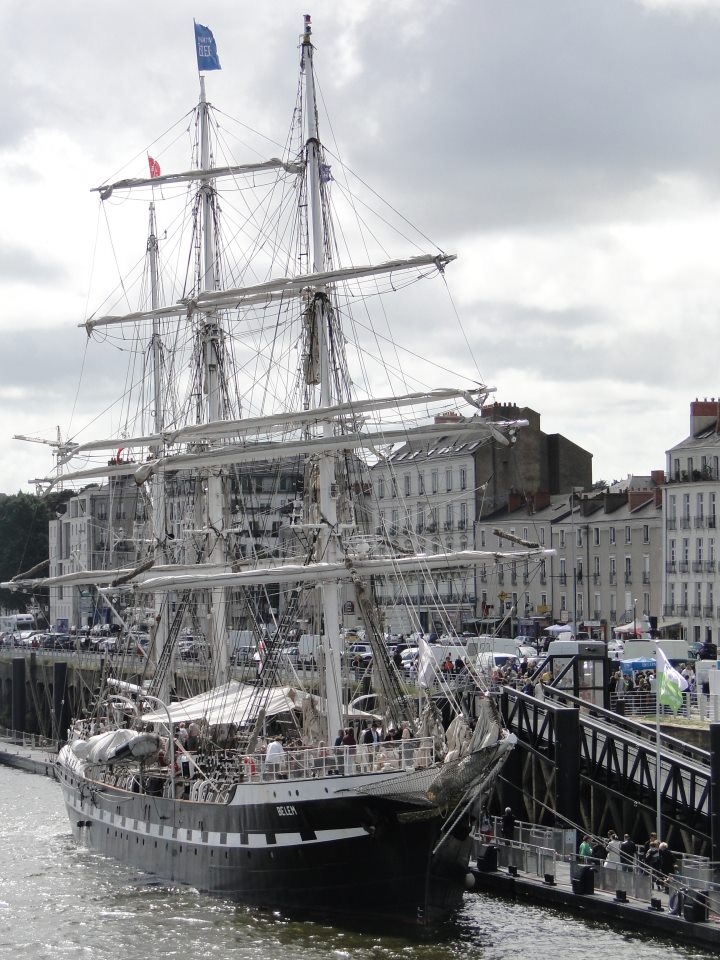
[498,685,720,858]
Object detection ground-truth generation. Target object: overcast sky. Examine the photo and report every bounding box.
[1,0,720,493]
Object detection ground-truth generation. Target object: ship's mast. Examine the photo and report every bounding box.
[198,74,228,676]
[147,201,171,702]
[302,16,343,743]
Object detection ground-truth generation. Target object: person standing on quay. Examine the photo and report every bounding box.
[501,806,516,843]
[620,833,637,872]
[579,836,593,862]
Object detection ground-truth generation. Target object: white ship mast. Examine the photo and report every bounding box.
[197,73,229,677]
[302,14,343,742]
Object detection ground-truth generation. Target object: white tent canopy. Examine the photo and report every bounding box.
[139,683,378,729]
[544,623,577,635]
[613,620,651,637]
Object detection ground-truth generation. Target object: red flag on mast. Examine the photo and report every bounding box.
[148,156,161,178]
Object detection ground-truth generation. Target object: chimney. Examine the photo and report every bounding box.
[434,411,461,424]
[651,469,665,486]
[507,491,524,513]
[690,398,720,437]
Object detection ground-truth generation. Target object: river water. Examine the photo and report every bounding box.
[0,766,713,960]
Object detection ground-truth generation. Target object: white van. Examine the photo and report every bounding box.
[475,651,518,677]
[623,639,691,663]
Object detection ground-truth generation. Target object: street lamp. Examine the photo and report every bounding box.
[633,597,638,637]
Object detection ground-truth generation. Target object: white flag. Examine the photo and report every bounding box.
[656,646,688,714]
[417,635,436,689]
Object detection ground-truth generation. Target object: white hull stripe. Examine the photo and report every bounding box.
[64,786,368,848]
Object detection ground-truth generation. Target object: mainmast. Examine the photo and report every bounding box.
[198,73,229,678]
[302,15,343,743]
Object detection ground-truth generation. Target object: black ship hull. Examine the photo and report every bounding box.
[57,761,475,927]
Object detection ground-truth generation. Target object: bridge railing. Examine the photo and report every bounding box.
[475,823,720,914]
[610,691,720,723]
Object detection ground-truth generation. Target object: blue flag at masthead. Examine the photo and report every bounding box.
[194,22,221,72]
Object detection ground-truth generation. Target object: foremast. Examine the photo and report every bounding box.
[302,16,343,743]
[148,201,171,702]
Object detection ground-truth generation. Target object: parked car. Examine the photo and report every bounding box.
[39,634,73,650]
[93,637,117,653]
[517,644,539,658]
[178,636,211,661]
[345,642,373,665]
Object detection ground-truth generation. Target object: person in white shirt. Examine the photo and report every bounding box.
[265,736,285,778]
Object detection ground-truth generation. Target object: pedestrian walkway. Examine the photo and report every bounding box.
[0,729,57,777]
[470,838,720,950]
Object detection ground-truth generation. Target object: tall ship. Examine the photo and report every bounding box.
[9,19,541,927]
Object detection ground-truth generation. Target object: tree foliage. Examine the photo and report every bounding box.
[0,491,72,612]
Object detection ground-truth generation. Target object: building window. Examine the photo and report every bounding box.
[377,477,384,499]
[625,525,631,544]
[609,526,616,544]
[460,467,467,490]
[560,530,566,548]
[539,528,545,546]
[431,470,438,494]
[577,528,583,548]
[593,527,600,546]
[418,473,425,495]
[391,477,398,498]
[643,524,649,543]
[480,529,486,547]
[445,468,452,493]
[404,474,411,497]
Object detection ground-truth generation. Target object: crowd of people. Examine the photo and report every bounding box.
[578,829,678,890]
[254,720,432,780]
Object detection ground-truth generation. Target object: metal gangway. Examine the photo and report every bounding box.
[500,685,713,854]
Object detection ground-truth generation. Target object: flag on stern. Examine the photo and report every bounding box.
[148,156,161,178]
[656,646,688,714]
[194,22,221,72]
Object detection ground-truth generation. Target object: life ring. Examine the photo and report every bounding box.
[242,756,257,776]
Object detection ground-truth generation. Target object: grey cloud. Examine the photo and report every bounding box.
[0,239,65,285]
